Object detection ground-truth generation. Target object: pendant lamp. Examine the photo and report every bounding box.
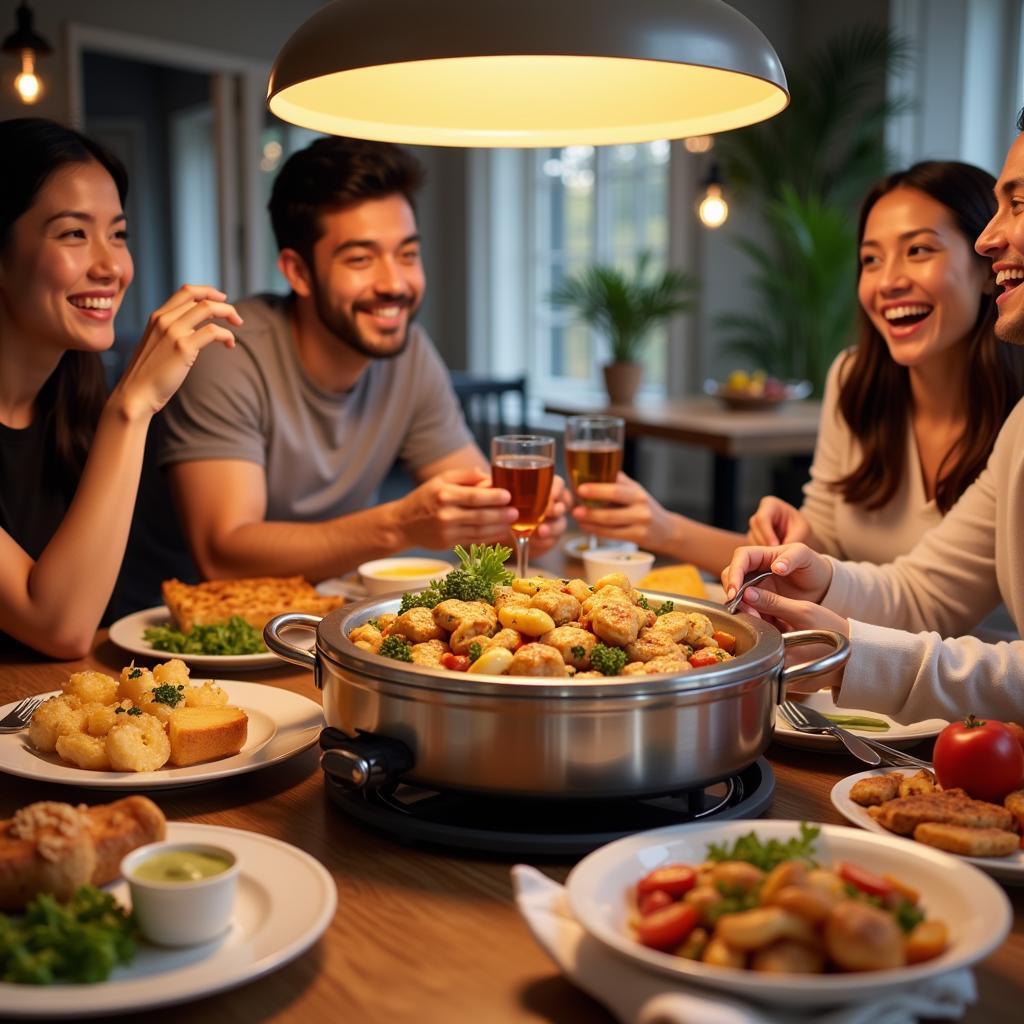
[268,0,788,147]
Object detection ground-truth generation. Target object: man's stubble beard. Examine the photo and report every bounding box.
[309,272,416,360]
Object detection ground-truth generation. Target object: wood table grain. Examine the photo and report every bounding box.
[1,639,1020,1023]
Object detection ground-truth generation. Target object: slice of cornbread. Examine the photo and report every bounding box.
[636,564,706,598]
[167,706,248,767]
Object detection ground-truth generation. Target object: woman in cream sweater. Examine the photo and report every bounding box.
[721,129,1024,722]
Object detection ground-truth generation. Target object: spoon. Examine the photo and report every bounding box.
[724,570,775,614]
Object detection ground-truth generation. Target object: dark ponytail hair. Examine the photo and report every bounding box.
[836,160,1024,514]
[0,118,129,494]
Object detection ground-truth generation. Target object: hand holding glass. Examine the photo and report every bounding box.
[564,415,625,550]
[491,435,555,578]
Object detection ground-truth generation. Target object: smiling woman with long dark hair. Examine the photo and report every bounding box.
[0,117,240,657]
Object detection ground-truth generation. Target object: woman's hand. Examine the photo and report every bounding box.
[572,473,678,551]
[112,284,241,420]
[747,496,811,547]
[721,542,834,614]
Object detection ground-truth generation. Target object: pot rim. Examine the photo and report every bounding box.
[314,590,784,699]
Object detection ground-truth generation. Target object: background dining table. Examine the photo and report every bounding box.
[0,634,1021,1023]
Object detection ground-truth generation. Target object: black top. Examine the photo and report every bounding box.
[0,416,67,561]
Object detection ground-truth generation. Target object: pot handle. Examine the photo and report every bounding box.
[263,613,321,671]
[319,728,414,791]
[778,629,850,701]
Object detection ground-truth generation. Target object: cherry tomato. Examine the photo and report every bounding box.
[440,653,470,672]
[638,889,674,916]
[712,630,737,654]
[636,864,698,898]
[634,902,699,950]
[689,649,726,668]
[933,715,1024,803]
[838,861,893,898]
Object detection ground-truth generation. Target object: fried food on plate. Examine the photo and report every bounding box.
[849,772,903,807]
[162,575,345,633]
[0,797,165,910]
[1005,789,1024,832]
[913,822,1021,858]
[868,790,1014,835]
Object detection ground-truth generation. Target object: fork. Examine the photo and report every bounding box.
[777,700,881,766]
[778,701,932,770]
[0,696,45,733]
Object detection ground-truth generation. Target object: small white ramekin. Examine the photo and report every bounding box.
[581,549,656,586]
[121,841,239,947]
[358,557,451,596]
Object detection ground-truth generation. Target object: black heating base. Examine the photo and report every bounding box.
[325,758,775,857]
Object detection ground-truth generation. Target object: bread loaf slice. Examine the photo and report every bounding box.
[167,706,248,767]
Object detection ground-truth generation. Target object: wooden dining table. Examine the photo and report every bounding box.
[1,637,1021,1024]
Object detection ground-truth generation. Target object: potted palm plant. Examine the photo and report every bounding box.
[550,253,696,404]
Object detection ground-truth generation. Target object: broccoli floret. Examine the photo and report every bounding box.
[590,644,627,676]
[379,635,413,662]
[397,544,514,612]
[399,589,442,613]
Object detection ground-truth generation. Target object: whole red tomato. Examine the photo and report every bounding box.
[933,715,1024,803]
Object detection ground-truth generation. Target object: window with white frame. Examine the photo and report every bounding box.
[531,141,671,403]
[471,142,673,411]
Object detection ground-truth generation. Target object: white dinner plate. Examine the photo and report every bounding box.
[0,822,336,1018]
[566,819,1011,1008]
[0,681,323,789]
[108,606,283,672]
[773,690,946,751]
[831,768,1024,884]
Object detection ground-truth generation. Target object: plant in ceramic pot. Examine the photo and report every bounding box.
[550,253,695,404]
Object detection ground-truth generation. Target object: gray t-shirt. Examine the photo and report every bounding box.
[159,293,473,521]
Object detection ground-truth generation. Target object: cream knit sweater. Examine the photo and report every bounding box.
[822,398,1024,722]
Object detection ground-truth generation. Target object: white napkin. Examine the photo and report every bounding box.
[511,864,976,1024]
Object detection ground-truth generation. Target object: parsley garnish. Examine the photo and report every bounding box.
[705,822,820,872]
[468,642,482,663]
[143,615,265,656]
[151,683,186,708]
[399,543,514,612]
[636,594,650,610]
[115,706,142,717]
[655,600,675,616]
[570,645,586,660]
[127,668,142,680]
[379,635,413,662]
[367,618,382,631]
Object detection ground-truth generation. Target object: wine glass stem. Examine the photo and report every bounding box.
[587,532,598,550]
[515,534,530,578]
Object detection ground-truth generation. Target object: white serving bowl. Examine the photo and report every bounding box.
[357,557,451,596]
[566,819,1011,1008]
[122,841,239,947]
[581,548,655,585]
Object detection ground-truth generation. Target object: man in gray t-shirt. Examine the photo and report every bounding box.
[161,137,564,582]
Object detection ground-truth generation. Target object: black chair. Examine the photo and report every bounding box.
[450,372,529,450]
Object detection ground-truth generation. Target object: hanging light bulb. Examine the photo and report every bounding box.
[14,49,40,103]
[3,3,51,106]
[698,164,729,229]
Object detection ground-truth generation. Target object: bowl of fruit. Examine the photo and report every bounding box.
[704,371,812,411]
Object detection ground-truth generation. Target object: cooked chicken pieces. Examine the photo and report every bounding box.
[913,822,1020,857]
[589,600,640,646]
[507,643,567,677]
[849,773,904,807]
[650,610,714,647]
[625,628,684,663]
[390,606,445,644]
[529,589,582,626]
[410,639,449,667]
[432,599,498,653]
[541,625,597,668]
[348,622,384,654]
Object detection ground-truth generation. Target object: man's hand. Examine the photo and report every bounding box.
[391,468,518,551]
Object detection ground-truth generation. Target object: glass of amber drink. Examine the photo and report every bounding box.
[491,434,556,578]
[564,415,625,550]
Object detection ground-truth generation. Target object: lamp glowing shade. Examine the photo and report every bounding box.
[268,0,788,148]
[14,50,39,103]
